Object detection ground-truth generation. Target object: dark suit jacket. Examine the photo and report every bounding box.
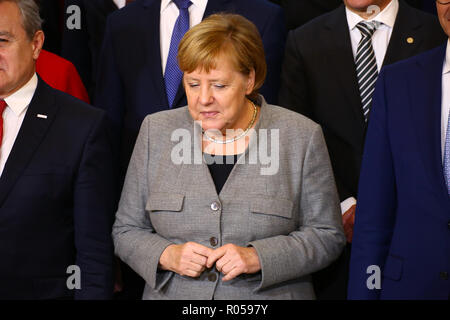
[349,44,450,299]
[279,1,446,204]
[0,78,115,300]
[94,0,286,180]
[61,0,118,100]
[278,0,447,299]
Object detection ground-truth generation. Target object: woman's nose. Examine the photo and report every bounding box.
[199,86,213,105]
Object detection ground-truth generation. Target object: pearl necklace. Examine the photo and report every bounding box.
[202,101,258,144]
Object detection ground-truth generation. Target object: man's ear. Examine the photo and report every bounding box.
[31,30,45,60]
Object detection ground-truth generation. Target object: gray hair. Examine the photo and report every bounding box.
[1,0,43,39]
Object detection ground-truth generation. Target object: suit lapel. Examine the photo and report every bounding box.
[325,6,366,130]
[383,1,422,67]
[410,45,450,211]
[141,0,169,107]
[0,79,59,207]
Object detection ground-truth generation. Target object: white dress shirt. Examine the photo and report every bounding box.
[160,0,207,75]
[341,0,398,213]
[442,39,450,163]
[0,73,38,177]
[346,0,399,72]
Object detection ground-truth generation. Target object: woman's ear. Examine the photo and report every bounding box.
[245,69,256,95]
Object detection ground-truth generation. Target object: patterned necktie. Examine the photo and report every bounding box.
[355,21,378,122]
[0,100,7,148]
[444,111,450,196]
[164,0,192,108]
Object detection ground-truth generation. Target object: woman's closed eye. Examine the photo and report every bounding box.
[213,83,227,89]
[187,82,199,88]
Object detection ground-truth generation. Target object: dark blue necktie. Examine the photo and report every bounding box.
[164,0,192,108]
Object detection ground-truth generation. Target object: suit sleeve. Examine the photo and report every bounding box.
[347,69,397,300]
[278,29,314,118]
[112,117,174,291]
[258,5,286,105]
[73,112,115,300]
[248,125,346,291]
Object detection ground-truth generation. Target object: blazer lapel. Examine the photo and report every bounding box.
[0,79,59,207]
[324,5,366,130]
[383,1,423,67]
[410,45,450,212]
[175,111,218,198]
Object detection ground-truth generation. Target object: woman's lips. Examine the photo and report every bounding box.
[201,111,219,118]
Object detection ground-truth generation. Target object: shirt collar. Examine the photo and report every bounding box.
[444,39,450,75]
[4,73,38,117]
[346,0,398,31]
[161,0,204,13]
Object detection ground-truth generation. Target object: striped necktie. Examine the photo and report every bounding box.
[444,111,450,196]
[0,100,7,148]
[355,21,378,122]
[164,0,192,108]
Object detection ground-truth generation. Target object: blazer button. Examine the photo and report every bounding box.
[208,273,217,282]
[210,237,218,247]
[440,272,448,280]
[448,221,450,230]
[210,201,221,211]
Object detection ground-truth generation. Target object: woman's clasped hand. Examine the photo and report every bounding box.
[159,242,261,281]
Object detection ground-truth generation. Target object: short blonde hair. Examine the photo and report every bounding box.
[178,13,267,101]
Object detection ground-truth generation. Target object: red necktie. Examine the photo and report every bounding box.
[0,100,7,147]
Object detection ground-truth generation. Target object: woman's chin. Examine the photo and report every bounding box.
[202,126,225,134]
[198,120,224,132]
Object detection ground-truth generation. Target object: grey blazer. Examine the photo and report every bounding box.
[112,96,345,300]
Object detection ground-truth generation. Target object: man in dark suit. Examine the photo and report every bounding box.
[279,0,446,299]
[61,0,120,100]
[0,0,115,299]
[348,0,450,299]
[94,0,285,299]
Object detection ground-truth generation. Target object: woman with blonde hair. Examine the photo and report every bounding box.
[112,13,345,300]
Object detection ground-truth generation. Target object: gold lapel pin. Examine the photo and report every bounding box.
[407,37,414,44]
